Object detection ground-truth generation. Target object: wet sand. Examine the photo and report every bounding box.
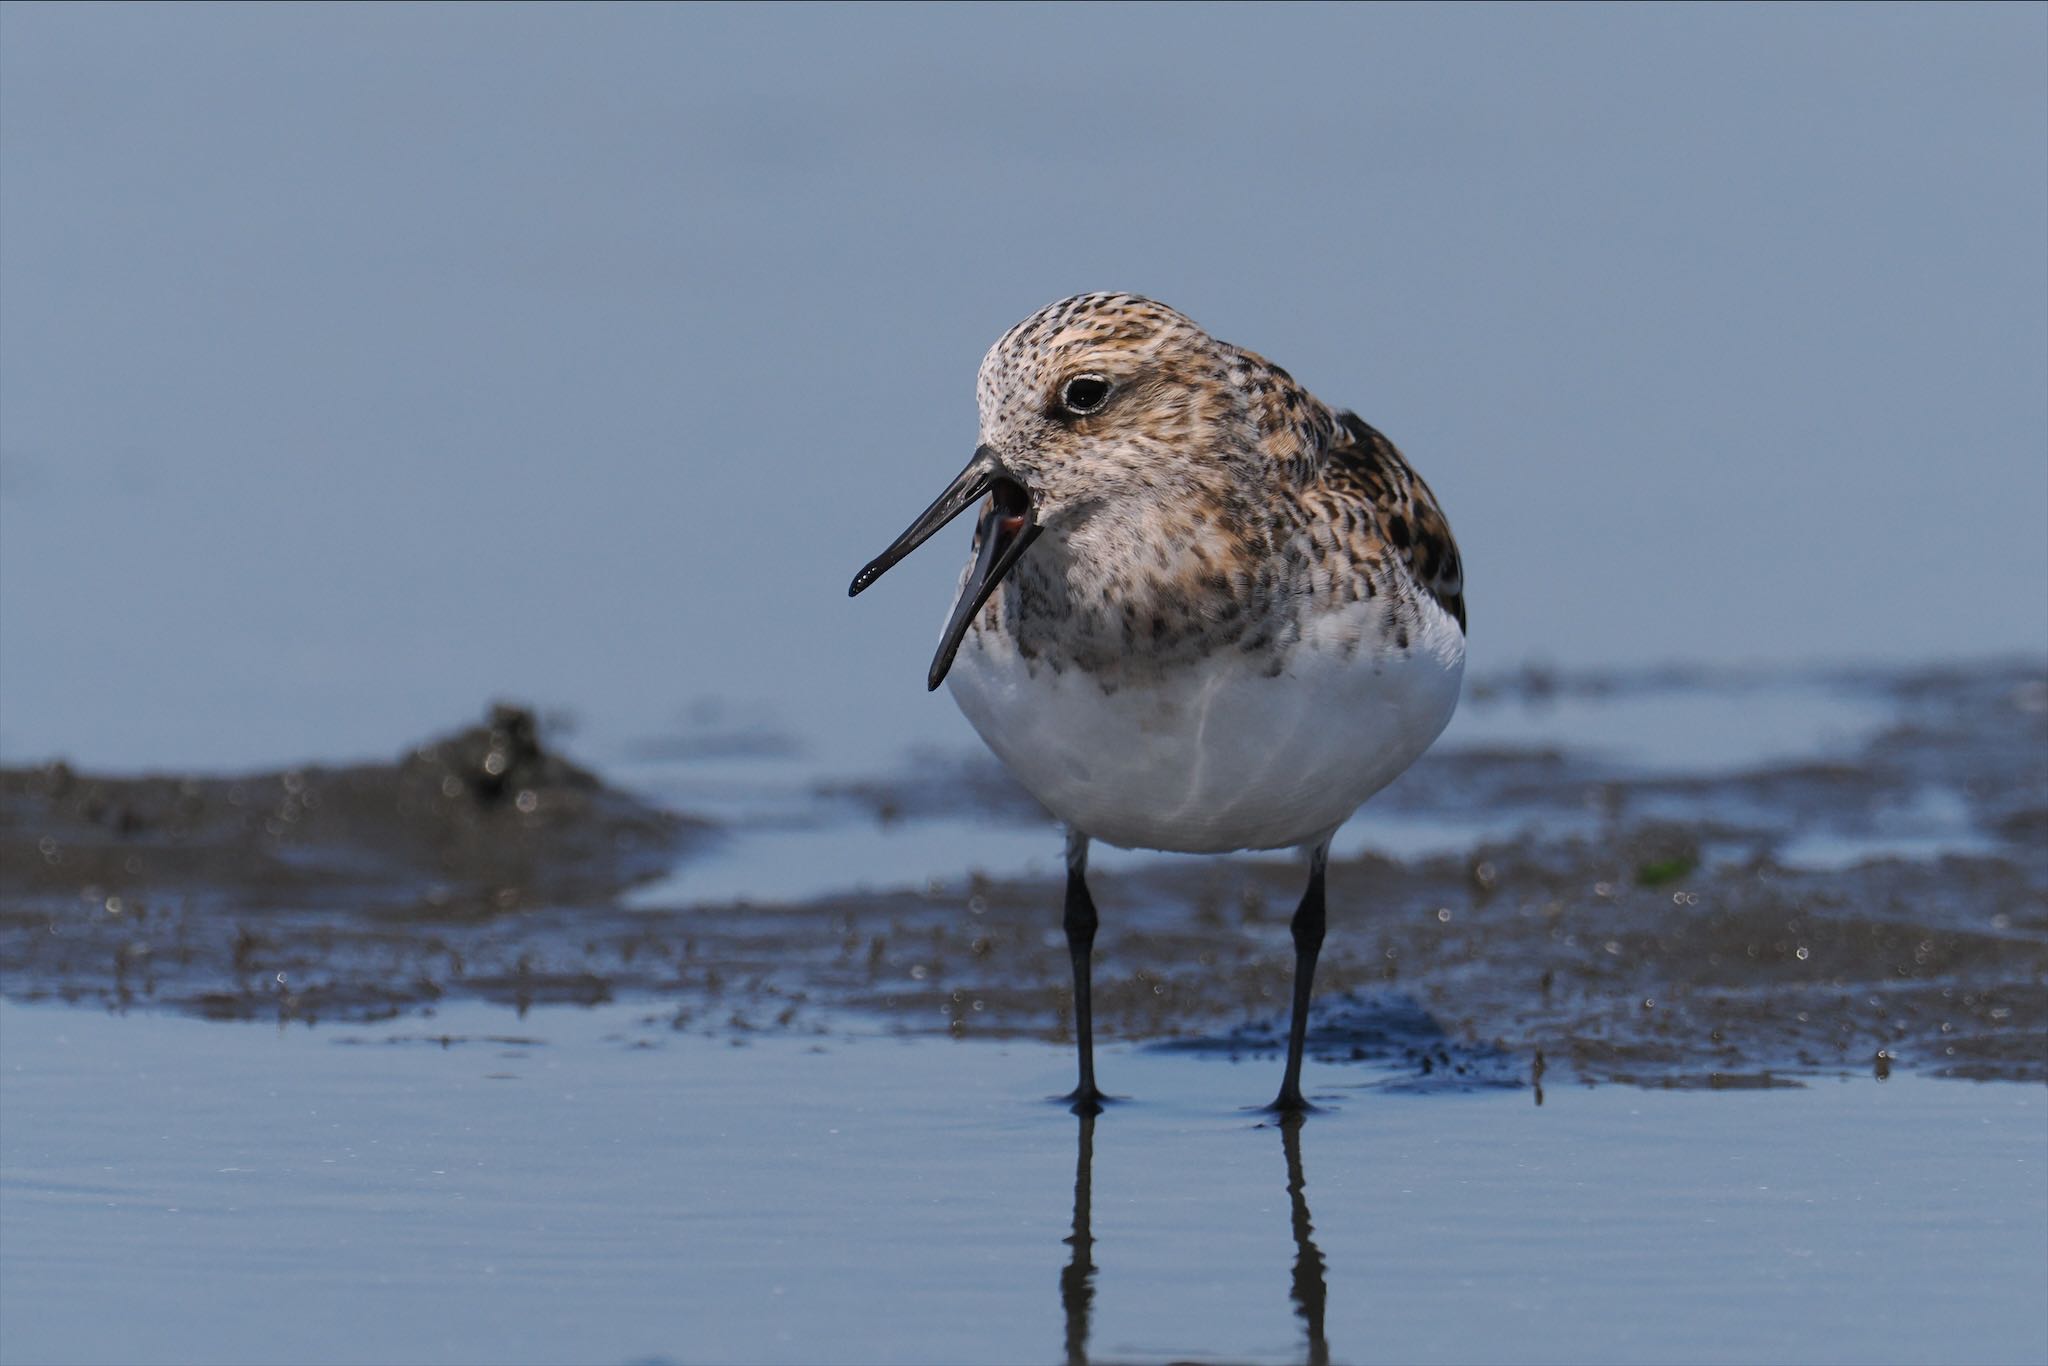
[4,665,2042,1092]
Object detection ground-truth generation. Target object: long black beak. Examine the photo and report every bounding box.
[848,444,1041,691]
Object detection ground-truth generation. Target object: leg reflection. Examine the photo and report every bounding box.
[1064,1114,1097,1366]
[1060,1111,1097,1366]
[1280,1112,1330,1366]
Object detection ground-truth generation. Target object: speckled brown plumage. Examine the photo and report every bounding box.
[1320,412,1466,631]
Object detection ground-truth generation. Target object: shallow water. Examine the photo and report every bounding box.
[2,999,2042,1366]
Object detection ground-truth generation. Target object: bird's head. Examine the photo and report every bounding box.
[850,293,1337,687]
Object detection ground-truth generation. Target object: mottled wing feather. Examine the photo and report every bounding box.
[1323,412,1466,631]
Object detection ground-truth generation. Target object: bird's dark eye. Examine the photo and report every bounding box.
[1058,375,1112,416]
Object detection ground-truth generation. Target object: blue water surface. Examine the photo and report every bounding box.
[2,1000,2043,1366]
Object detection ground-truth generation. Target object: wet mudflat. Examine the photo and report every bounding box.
[2,663,2046,1364]
[5,665,2042,1087]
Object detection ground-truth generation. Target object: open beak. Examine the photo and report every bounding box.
[848,444,1041,691]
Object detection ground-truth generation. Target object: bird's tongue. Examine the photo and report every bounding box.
[987,475,1030,541]
[927,476,1039,691]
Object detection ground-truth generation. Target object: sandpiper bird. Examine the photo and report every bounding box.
[850,293,1466,1113]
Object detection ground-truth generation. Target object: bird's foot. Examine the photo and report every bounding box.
[1057,1085,1115,1116]
[1254,1089,1322,1117]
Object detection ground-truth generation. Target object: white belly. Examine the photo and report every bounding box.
[946,604,1464,854]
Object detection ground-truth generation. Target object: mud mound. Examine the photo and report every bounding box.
[1,705,704,1018]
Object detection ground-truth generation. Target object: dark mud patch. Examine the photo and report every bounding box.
[3,670,2043,1090]
[1,705,706,1018]
[653,825,2043,1088]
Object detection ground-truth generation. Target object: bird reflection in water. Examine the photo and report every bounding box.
[1060,1113,1097,1366]
[1057,1112,1332,1365]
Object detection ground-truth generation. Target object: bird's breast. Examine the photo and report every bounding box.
[946,595,1464,853]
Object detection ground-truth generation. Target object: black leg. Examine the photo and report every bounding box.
[1062,829,1106,1115]
[1270,839,1331,1112]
